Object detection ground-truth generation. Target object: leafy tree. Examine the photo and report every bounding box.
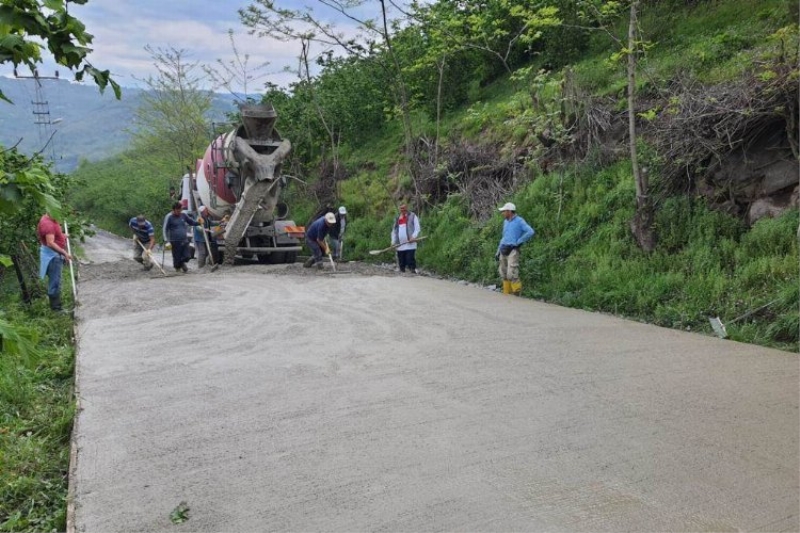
[0,0,120,102]
[69,148,176,234]
[240,0,417,174]
[402,0,561,78]
[0,148,61,266]
[1,0,121,264]
[578,0,656,250]
[131,46,213,178]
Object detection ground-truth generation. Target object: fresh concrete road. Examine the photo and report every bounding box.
[71,232,798,532]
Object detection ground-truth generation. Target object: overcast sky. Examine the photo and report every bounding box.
[2,0,386,94]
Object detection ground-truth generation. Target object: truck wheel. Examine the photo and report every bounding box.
[267,252,286,264]
[256,254,271,264]
[284,252,297,264]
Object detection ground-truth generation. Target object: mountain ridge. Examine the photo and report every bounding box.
[0,77,240,172]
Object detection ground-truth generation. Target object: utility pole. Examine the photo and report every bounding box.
[15,70,61,162]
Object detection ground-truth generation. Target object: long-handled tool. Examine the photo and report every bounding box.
[325,240,337,272]
[368,235,427,255]
[200,223,219,272]
[135,238,167,276]
[63,222,77,303]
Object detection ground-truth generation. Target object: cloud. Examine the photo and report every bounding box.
[1,0,390,92]
[70,1,304,90]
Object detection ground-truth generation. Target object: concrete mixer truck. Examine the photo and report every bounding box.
[184,103,304,265]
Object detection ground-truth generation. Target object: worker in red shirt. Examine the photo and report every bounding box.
[37,212,72,311]
[391,204,421,274]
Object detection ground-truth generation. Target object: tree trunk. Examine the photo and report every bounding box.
[434,54,446,171]
[627,0,656,252]
[379,0,416,180]
[11,254,32,304]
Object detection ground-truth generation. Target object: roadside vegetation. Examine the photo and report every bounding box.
[1,150,81,531]
[0,293,75,532]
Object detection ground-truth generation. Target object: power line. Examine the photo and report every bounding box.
[15,70,61,163]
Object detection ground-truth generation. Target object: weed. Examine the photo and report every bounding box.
[1,284,75,532]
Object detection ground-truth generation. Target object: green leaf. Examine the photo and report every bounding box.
[169,502,190,524]
[43,0,65,12]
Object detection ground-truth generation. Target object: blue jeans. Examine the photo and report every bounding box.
[45,255,64,297]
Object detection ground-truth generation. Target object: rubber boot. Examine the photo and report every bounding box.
[502,280,511,294]
[510,281,522,296]
[49,295,63,311]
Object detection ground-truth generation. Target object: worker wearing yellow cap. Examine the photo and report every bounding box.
[495,202,535,295]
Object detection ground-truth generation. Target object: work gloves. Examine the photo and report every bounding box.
[197,216,205,225]
[165,243,172,250]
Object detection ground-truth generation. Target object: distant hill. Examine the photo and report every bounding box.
[0,77,240,172]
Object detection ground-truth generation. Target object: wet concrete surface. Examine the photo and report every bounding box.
[71,231,799,532]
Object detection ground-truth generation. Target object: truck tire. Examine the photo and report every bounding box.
[284,251,297,264]
[269,252,285,264]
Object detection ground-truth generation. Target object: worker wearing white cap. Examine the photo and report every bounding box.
[330,206,347,261]
[303,212,337,268]
[495,202,535,295]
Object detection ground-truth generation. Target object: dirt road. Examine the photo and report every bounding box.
[71,231,798,532]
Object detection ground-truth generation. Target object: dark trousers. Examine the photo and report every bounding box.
[306,237,323,263]
[170,241,190,269]
[397,249,416,273]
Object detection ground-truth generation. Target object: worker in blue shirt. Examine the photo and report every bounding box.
[495,202,535,295]
[129,214,155,271]
[303,212,337,268]
[163,202,200,273]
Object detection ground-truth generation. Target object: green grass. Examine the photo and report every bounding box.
[1,281,75,532]
[569,0,794,95]
[410,162,798,351]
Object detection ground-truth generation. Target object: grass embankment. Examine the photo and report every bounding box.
[1,286,75,532]
[334,0,799,350]
[341,165,798,351]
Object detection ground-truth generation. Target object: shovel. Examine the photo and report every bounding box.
[135,238,167,276]
[200,224,219,272]
[327,250,337,272]
[369,236,426,255]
